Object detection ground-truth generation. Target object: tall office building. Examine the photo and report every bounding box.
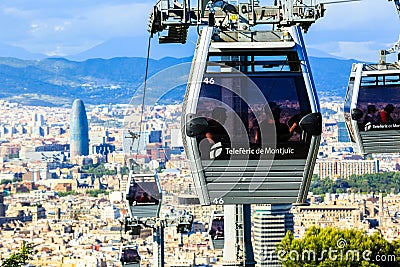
[254,204,294,267]
[70,99,89,158]
[338,121,351,143]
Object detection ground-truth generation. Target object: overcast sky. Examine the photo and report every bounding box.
[0,0,398,61]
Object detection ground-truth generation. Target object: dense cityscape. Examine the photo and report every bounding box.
[0,96,400,266]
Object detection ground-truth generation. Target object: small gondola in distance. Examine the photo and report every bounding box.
[344,61,400,154]
[125,171,162,219]
[119,245,141,267]
[208,210,224,250]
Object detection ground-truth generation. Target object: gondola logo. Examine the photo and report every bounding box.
[210,142,223,159]
[364,122,372,131]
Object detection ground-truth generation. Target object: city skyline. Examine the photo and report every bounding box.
[0,98,400,267]
[1,98,400,266]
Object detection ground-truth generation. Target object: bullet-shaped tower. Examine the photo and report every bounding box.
[70,99,89,158]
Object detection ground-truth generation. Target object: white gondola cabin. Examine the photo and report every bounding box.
[183,26,322,205]
[344,62,400,154]
[119,245,141,267]
[126,172,162,218]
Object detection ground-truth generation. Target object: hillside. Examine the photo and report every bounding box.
[0,56,356,106]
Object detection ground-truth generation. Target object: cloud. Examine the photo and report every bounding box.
[314,0,396,32]
[319,41,379,62]
[0,0,399,58]
[307,37,400,62]
[0,1,152,56]
[304,0,400,61]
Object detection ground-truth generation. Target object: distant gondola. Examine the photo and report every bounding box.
[344,61,400,154]
[119,245,141,267]
[125,172,162,218]
[208,210,224,250]
[183,26,322,205]
[176,213,194,234]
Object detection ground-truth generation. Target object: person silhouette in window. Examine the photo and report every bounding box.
[127,184,137,206]
[259,102,298,143]
[364,105,377,124]
[248,113,260,146]
[198,107,230,159]
[139,192,151,203]
[379,104,395,124]
[206,107,230,145]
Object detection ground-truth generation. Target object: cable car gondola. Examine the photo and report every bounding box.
[344,61,400,154]
[208,210,224,250]
[124,217,142,236]
[176,213,194,234]
[119,245,141,267]
[183,26,322,205]
[125,171,162,218]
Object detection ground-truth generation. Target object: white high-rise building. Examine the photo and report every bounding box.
[253,204,293,267]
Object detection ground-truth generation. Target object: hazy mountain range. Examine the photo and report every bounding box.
[0,35,347,61]
[0,52,357,107]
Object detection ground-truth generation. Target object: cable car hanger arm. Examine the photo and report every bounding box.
[148,0,334,43]
[378,0,400,64]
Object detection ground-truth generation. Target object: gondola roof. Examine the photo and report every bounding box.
[362,63,400,72]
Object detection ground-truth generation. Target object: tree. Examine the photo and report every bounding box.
[86,189,109,197]
[0,179,12,185]
[310,172,400,195]
[57,191,79,197]
[82,163,119,177]
[277,227,400,267]
[120,166,129,176]
[1,241,34,267]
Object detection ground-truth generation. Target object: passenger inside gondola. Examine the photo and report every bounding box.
[379,104,395,124]
[209,226,224,239]
[363,105,378,124]
[259,102,298,143]
[205,107,230,145]
[127,185,137,206]
[198,107,231,159]
[209,216,224,239]
[127,182,160,206]
[139,192,151,203]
